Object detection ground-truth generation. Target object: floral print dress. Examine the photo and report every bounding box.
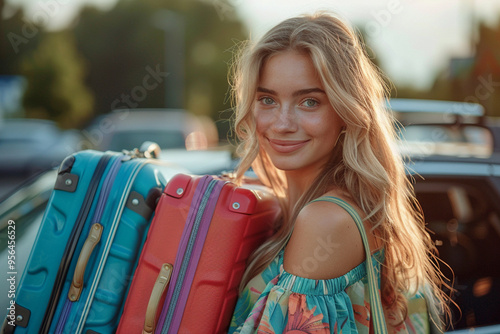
[229,249,386,334]
[229,248,432,333]
[228,195,435,334]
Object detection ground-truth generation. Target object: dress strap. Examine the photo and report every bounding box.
[309,196,388,333]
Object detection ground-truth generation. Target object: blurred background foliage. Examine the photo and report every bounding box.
[392,22,500,111]
[1,0,246,139]
[1,0,500,140]
[20,31,94,128]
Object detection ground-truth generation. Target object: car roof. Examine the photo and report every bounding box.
[387,99,500,160]
[0,119,60,140]
[407,152,500,164]
[93,109,203,133]
[387,98,484,116]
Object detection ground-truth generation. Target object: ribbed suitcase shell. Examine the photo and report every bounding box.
[6,150,183,334]
[117,174,280,334]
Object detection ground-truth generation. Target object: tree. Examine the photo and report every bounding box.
[0,4,41,75]
[71,0,247,140]
[386,17,500,117]
[20,31,94,128]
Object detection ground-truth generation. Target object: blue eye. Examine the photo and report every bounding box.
[302,99,319,107]
[260,97,275,105]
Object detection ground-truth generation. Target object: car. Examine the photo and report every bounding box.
[83,108,232,174]
[0,119,83,175]
[0,169,56,313]
[84,108,218,151]
[0,119,83,198]
[389,99,500,332]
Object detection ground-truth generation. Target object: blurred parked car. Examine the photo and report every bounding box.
[0,119,82,176]
[0,119,83,198]
[390,99,500,332]
[84,108,232,174]
[85,109,218,151]
[0,169,57,313]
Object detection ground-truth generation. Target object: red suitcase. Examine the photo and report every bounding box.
[116,174,280,334]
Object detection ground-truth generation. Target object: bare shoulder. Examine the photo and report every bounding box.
[283,194,366,280]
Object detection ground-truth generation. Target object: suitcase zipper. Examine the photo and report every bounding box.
[75,158,150,333]
[55,299,72,333]
[168,179,226,333]
[157,177,226,334]
[53,156,123,334]
[40,153,114,334]
[54,223,103,334]
[162,179,217,330]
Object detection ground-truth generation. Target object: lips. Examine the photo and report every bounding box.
[267,138,309,153]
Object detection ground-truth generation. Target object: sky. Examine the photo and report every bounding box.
[4,0,500,90]
[235,0,500,89]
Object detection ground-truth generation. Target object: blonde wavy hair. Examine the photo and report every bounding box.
[230,12,451,328]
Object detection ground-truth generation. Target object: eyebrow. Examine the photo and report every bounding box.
[256,87,326,97]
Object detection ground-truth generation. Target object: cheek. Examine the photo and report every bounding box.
[254,109,271,135]
[301,114,332,133]
[302,112,343,140]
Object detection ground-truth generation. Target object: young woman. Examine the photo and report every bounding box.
[228,12,451,333]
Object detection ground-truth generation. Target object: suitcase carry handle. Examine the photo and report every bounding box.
[143,263,174,334]
[68,223,103,302]
[122,141,161,160]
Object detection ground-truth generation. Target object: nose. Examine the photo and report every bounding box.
[271,105,298,133]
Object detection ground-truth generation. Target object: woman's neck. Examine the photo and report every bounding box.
[285,169,319,210]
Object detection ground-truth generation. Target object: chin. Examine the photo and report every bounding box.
[268,158,303,172]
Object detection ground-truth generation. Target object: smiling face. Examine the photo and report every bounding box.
[253,50,345,178]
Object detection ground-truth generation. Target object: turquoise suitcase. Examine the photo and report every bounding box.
[2,146,184,334]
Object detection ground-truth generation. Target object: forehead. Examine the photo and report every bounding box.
[258,50,323,91]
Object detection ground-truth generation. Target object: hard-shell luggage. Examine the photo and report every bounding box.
[3,146,185,334]
[116,174,280,334]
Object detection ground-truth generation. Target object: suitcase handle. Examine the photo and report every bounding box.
[68,223,103,302]
[143,263,173,334]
